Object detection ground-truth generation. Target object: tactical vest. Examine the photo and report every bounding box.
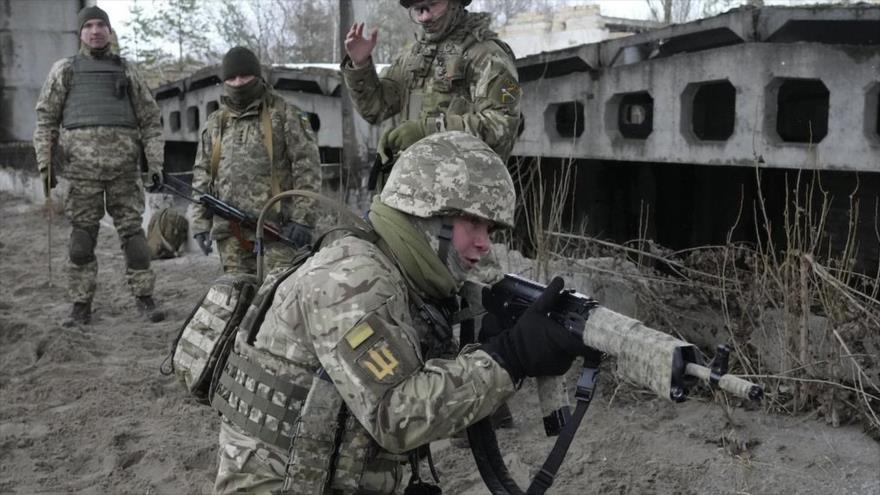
[62,55,138,129]
[401,29,514,123]
[211,236,453,494]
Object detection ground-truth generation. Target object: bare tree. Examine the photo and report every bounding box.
[284,0,337,63]
[647,0,751,24]
[359,2,417,64]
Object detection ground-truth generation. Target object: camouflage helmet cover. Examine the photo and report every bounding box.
[399,0,471,7]
[380,131,515,229]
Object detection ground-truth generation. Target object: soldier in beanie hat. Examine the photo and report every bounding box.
[188,46,320,275]
[221,46,261,81]
[33,4,166,325]
[77,6,111,33]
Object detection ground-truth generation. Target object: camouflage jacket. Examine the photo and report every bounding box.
[189,88,321,239]
[342,12,522,160]
[33,45,163,181]
[253,234,515,455]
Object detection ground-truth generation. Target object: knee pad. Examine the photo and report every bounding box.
[69,227,97,265]
[123,232,151,270]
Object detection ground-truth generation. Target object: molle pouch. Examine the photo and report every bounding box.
[164,274,259,404]
[430,54,466,94]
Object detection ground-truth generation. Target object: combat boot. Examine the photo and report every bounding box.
[63,302,91,327]
[136,296,166,323]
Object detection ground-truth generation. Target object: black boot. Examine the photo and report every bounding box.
[136,296,166,323]
[63,302,91,327]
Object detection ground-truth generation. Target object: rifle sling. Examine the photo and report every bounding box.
[526,350,602,495]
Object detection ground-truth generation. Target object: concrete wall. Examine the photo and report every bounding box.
[0,0,86,142]
[513,5,880,173]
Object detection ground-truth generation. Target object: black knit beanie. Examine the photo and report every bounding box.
[78,6,111,31]
[222,47,261,80]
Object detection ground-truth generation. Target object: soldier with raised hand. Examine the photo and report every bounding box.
[342,0,522,187]
[189,46,321,275]
[211,132,586,493]
[33,6,165,326]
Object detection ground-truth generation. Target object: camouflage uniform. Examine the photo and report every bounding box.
[189,88,321,275]
[33,45,164,304]
[212,132,517,494]
[342,11,522,163]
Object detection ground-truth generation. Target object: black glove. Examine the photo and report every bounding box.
[40,167,58,198]
[145,171,163,193]
[481,277,588,384]
[281,221,312,248]
[478,312,505,344]
[193,231,212,256]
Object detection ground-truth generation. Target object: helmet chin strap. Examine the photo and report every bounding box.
[437,220,454,267]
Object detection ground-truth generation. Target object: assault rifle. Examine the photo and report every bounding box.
[468,273,763,495]
[159,174,298,251]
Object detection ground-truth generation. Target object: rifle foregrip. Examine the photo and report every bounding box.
[685,363,763,401]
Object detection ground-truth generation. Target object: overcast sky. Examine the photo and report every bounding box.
[96,0,840,57]
[97,0,658,43]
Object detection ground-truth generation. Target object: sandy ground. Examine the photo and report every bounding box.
[1,191,878,494]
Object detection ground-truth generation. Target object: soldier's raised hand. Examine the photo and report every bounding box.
[345,22,378,69]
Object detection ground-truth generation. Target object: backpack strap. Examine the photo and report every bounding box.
[210,109,229,186]
[260,102,281,213]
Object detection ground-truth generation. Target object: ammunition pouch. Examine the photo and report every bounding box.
[164,273,259,404]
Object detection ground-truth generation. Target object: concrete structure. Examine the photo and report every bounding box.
[0,0,91,200]
[509,5,879,272]
[2,3,878,271]
[497,4,661,58]
[0,0,91,143]
[512,5,880,171]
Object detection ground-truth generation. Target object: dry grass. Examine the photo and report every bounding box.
[511,157,880,439]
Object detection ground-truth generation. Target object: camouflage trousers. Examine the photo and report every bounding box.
[65,177,154,303]
[215,420,287,495]
[216,237,303,276]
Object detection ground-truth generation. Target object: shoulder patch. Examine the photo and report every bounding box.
[336,313,421,390]
[357,338,400,383]
[345,322,374,350]
[499,77,521,104]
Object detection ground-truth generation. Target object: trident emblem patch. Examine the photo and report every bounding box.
[359,341,400,382]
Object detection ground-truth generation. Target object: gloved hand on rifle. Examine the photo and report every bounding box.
[193,231,213,256]
[481,277,588,384]
[143,161,164,193]
[281,220,312,248]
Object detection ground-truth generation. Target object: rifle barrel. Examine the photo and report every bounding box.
[685,363,763,401]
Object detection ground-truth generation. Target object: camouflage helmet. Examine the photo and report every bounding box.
[380,131,515,229]
[399,0,471,7]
